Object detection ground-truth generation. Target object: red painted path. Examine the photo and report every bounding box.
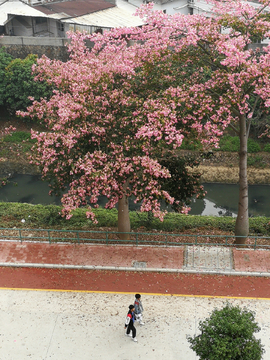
[0,267,270,299]
[0,241,269,298]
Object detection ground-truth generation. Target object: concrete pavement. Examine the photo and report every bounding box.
[1,290,270,360]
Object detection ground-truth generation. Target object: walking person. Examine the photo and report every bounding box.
[134,293,144,325]
[125,305,138,342]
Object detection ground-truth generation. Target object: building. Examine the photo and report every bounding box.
[0,0,144,37]
[1,0,269,38]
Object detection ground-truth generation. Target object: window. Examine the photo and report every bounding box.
[57,22,64,32]
[94,28,103,34]
[36,17,47,25]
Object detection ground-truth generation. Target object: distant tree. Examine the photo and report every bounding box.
[187,303,265,360]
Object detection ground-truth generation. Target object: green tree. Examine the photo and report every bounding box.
[0,48,13,108]
[159,153,204,212]
[4,54,52,115]
[187,303,265,360]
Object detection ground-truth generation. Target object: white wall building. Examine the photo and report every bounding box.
[123,0,192,15]
[0,0,269,39]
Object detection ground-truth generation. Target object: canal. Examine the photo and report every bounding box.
[0,174,269,217]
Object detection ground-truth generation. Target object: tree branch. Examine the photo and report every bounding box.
[228,122,240,136]
[250,0,270,20]
[247,95,260,138]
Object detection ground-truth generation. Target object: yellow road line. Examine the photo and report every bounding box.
[0,287,269,301]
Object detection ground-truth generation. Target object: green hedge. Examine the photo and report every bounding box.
[0,202,269,235]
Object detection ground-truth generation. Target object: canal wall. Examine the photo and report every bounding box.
[198,165,270,185]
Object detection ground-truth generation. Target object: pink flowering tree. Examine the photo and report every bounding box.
[21,0,270,244]
[131,0,270,245]
[20,30,206,238]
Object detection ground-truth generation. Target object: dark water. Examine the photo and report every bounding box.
[0,174,269,217]
[0,175,62,206]
[189,183,269,217]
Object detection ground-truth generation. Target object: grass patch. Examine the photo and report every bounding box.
[3,131,36,144]
[1,131,36,156]
[247,155,266,168]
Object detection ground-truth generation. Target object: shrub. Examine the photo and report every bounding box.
[42,205,63,226]
[187,303,265,360]
[249,217,270,235]
[263,143,270,153]
[218,136,261,153]
[247,138,261,153]
[181,138,202,150]
[0,202,269,235]
[218,135,240,152]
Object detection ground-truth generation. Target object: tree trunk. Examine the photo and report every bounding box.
[234,114,249,246]
[118,189,130,241]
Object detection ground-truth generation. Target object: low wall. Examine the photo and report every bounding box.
[0,36,70,46]
[0,36,70,60]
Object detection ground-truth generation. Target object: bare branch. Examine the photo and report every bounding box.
[247,95,260,137]
[250,0,270,20]
[228,122,240,136]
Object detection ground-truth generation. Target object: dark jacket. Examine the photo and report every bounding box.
[125,310,135,327]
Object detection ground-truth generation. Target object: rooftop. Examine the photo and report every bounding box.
[0,0,46,26]
[62,6,144,27]
[34,0,115,17]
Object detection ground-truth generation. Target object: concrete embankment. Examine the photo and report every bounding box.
[198,165,270,184]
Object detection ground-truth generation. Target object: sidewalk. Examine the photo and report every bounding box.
[0,288,270,360]
[0,240,269,276]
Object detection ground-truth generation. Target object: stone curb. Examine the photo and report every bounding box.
[0,262,269,277]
